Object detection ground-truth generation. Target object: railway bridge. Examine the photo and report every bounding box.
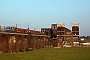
[0,32,53,53]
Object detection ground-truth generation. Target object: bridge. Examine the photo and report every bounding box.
[0,32,53,53]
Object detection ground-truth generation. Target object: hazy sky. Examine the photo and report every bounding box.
[0,0,90,36]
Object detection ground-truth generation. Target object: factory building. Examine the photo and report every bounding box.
[41,23,80,47]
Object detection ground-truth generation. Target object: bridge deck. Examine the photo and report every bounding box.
[0,32,28,35]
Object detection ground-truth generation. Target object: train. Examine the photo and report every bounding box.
[0,26,46,34]
[5,26,30,33]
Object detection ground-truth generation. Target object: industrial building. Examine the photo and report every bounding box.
[41,23,80,47]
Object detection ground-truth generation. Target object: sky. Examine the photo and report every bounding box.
[0,0,90,36]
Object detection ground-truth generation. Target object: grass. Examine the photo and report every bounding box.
[0,47,90,60]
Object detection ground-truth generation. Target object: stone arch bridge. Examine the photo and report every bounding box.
[0,32,53,53]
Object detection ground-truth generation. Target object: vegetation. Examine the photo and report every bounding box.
[0,47,90,60]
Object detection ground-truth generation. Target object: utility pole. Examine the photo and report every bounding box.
[28,23,30,33]
[34,27,35,30]
[28,23,29,30]
[34,27,35,34]
[16,24,17,28]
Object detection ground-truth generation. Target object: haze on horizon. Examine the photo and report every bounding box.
[0,0,90,36]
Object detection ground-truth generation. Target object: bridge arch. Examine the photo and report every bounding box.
[23,35,28,50]
[0,35,8,53]
[16,35,23,51]
[33,36,37,49]
[9,35,16,52]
